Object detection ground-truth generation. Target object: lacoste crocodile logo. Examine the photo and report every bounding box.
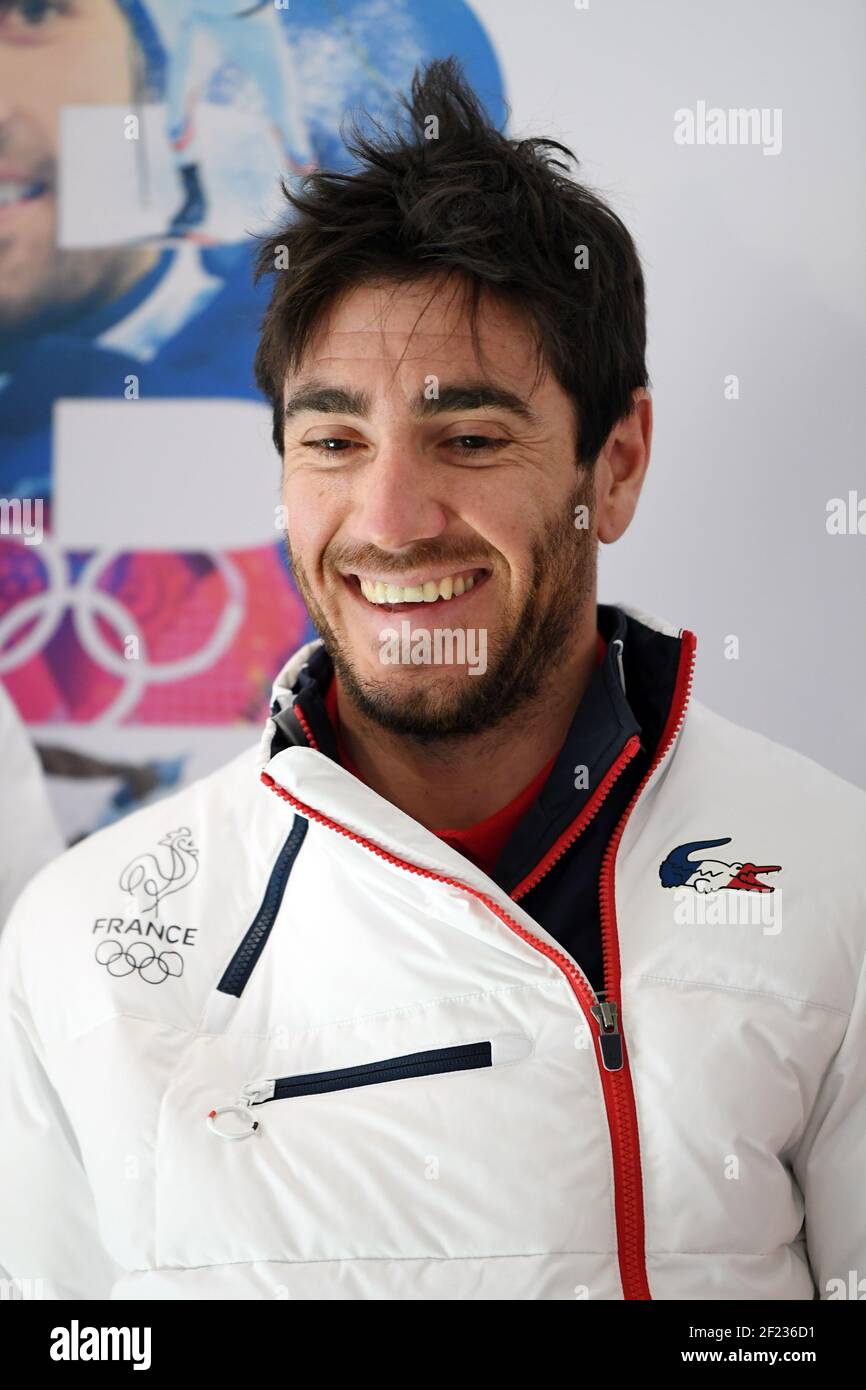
[659,838,781,893]
[119,826,199,915]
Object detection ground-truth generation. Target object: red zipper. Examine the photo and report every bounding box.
[593,628,698,1299]
[510,734,642,901]
[293,702,320,750]
[260,765,606,1035]
[263,626,697,1299]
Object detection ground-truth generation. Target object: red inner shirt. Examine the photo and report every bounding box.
[324,631,607,876]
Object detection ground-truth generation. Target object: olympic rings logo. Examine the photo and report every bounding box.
[94,939,184,985]
[0,538,245,723]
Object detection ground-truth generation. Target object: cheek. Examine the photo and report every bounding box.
[12,56,130,120]
[49,8,133,103]
[283,471,341,571]
[456,491,532,577]
[68,45,133,103]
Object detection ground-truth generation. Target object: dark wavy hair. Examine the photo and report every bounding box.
[253,55,648,466]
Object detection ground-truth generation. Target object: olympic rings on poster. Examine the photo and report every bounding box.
[0,539,245,722]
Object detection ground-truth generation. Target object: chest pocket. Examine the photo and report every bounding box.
[207,1035,531,1139]
[152,998,613,1273]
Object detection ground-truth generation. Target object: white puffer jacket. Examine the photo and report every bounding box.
[1,609,864,1301]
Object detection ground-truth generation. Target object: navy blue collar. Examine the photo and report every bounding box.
[492,604,642,888]
[271,605,683,888]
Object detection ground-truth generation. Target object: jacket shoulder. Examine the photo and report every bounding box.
[0,741,289,1037]
[685,698,866,815]
[6,742,262,923]
[677,698,866,903]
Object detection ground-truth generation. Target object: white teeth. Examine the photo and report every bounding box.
[357,571,482,605]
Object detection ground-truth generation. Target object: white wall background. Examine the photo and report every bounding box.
[471,0,865,788]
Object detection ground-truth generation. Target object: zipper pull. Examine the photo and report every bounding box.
[590,997,623,1072]
[206,1102,260,1140]
[207,1079,274,1140]
[610,638,627,697]
[241,1078,276,1105]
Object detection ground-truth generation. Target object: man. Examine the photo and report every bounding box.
[1,57,863,1302]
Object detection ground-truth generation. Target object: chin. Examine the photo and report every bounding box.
[352,664,500,741]
[366,664,473,703]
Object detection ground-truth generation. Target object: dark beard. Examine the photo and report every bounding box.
[286,475,596,748]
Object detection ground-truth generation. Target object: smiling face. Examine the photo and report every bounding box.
[0,0,152,334]
[280,274,600,742]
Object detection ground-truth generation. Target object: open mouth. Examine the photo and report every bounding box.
[344,566,490,613]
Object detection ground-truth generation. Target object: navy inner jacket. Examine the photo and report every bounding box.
[273,604,682,996]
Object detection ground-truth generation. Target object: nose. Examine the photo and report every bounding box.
[0,67,25,136]
[349,434,449,551]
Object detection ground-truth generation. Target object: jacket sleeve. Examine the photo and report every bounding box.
[793,942,866,1300]
[0,892,120,1300]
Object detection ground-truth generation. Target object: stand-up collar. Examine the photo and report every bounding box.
[259,605,687,888]
[491,604,641,890]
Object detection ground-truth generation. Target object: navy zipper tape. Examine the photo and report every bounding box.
[217,815,309,997]
[259,1041,493,1102]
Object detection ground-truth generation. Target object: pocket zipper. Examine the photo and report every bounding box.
[207,1034,532,1140]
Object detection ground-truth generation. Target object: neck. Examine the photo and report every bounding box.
[333,625,598,830]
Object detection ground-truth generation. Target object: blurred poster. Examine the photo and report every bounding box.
[0,0,505,841]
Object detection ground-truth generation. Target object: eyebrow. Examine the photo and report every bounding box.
[283,379,540,426]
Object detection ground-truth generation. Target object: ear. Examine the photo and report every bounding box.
[594,390,653,544]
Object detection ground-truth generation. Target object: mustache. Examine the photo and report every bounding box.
[325,539,497,577]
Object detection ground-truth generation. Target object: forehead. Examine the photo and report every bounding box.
[295,277,540,375]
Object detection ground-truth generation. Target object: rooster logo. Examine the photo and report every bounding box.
[659,837,781,894]
[119,827,199,915]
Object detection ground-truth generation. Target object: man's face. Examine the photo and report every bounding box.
[0,0,139,332]
[281,275,599,743]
